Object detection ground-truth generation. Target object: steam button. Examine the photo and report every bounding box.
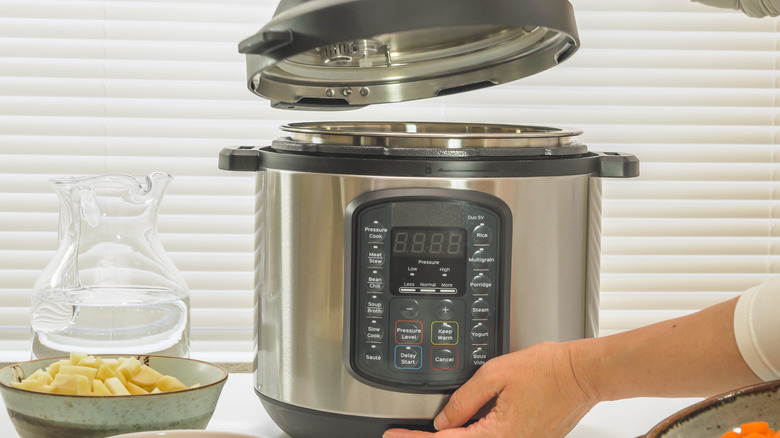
[472,224,492,244]
[471,298,491,319]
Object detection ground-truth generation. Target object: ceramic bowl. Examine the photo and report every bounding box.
[644,380,780,437]
[0,355,228,438]
[110,431,258,438]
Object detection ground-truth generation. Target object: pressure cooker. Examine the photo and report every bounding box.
[220,0,639,436]
[219,121,638,437]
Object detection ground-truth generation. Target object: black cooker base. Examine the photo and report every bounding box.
[256,390,438,438]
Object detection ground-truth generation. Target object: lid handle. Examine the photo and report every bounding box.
[597,152,639,178]
[219,147,262,171]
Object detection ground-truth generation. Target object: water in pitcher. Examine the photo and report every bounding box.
[31,287,189,358]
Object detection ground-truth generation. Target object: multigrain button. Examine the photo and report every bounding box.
[470,323,489,344]
[472,224,492,244]
[398,299,420,319]
[471,298,491,319]
[469,248,494,269]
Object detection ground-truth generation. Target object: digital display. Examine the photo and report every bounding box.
[391,227,465,258]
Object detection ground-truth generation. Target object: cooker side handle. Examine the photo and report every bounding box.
[597,152,639,178]
[219,146,263,171]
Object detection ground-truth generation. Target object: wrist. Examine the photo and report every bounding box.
[566,337,610,404]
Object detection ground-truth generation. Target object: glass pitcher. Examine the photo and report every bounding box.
[30,172,190,359]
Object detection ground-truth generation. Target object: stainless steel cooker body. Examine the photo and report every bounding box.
[219,122,638,438]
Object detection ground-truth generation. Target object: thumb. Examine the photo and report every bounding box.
[434,363,504,431]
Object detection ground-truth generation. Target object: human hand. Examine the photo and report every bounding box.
[383,342,597,438]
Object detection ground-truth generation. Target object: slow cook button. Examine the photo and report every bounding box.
[431,347,458,371]
[471,298,491,319]
[365,221,388,242]
[470,323,489,344]
[366,299,384,317]
[366,321,384,341]
[470,348,490,366]
[395,320,423,344]
[394,345,422,370]
[363,344,384,367]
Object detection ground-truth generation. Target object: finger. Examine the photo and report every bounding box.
[435,362,505,430]
[384,424,485,438]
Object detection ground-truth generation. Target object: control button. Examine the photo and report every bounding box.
[398,299,420,319]
[431,347,458,370]
[471,298,491,319]
[366,272,384,291]
[363,344,384,367]
[470,323,490,344]
[394,345,422,369]
[469,248,494,269]
[367,247,385,267]
[470,274,492,294]
[435,299,456,320]
[395,320,423,344]
[470,348,490,366]
[365,221,388,242]
[472,224,492,244]
[366,298,384,317]
[366,321,384,342]
[432,322,459,345]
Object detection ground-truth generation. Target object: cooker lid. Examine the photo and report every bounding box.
[273,121,587,157]
[239,0,579,110]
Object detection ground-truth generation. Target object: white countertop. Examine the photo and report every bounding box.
[0,373,700,437]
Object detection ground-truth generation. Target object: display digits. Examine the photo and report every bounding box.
[391,228,464,257]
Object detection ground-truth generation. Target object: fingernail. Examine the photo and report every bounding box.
[433,413,449,431]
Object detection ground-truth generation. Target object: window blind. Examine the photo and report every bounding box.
[0,0,777,363]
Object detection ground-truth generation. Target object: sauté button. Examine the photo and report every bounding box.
[363,345,384,367]
[470,348,490,366]
[435,299,456,320]
[398,299,420,319]
[394,345,422,369]
[395,321,423,344]
[470,323,490,344]
[472,224,492,244]
[471,298,491,319]
[431,347,458,370]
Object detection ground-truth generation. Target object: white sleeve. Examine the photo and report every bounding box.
[734,278,780,381]
[691,0,780,17]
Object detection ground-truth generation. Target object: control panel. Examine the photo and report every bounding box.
[344,188,511,392]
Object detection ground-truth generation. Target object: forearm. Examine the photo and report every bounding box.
[572,297,761,402]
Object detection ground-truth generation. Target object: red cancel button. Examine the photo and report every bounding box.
[431,347,458,370]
